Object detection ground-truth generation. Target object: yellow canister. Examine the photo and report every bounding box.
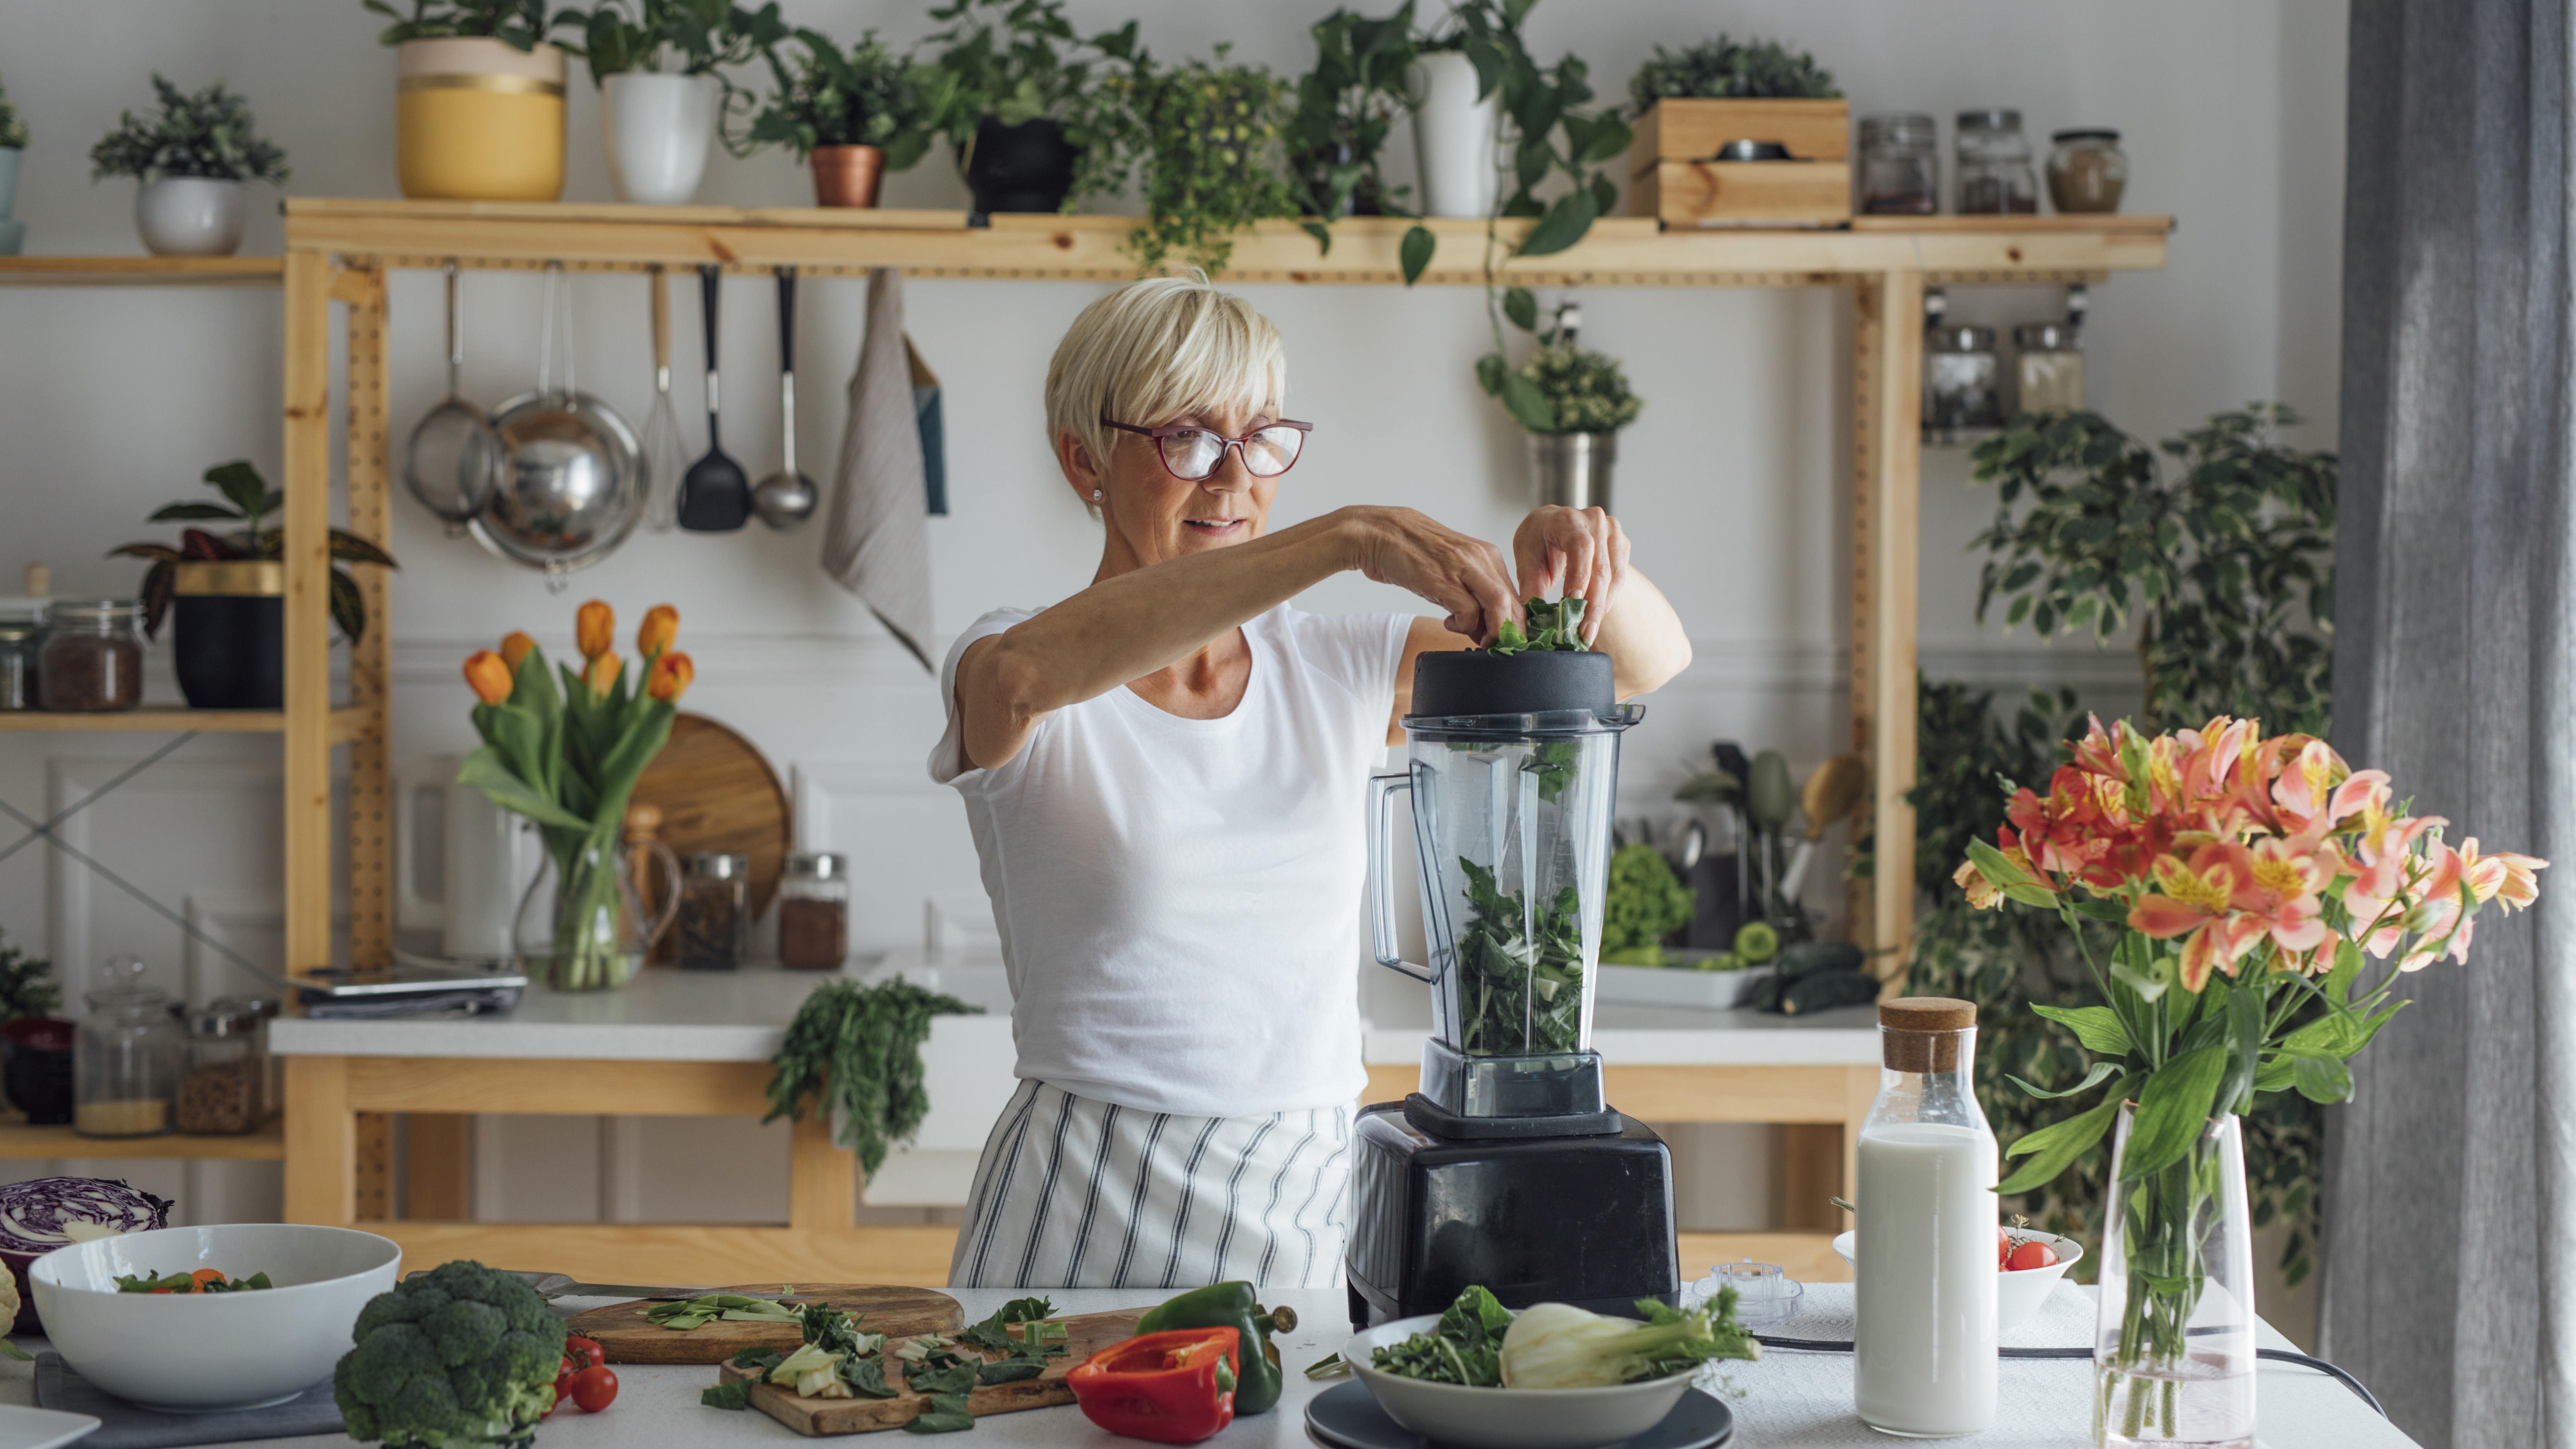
[394,37,566,201]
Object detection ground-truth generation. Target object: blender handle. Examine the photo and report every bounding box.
[1367,772,1437,983]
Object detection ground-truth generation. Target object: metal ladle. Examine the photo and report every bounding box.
[750,267,817,530]
[401,260,502,535]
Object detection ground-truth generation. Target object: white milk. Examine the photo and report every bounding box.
[1855,1120,1999,1437]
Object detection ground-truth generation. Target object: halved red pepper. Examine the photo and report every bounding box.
[1065,1326,1241,1445]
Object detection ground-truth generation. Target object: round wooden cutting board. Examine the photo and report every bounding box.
[568,1284,962,1364]
[631,711,792,960]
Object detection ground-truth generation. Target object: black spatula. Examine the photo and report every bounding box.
[676,263,750,531]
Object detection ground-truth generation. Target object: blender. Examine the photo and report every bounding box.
[1346,646,1681,1326]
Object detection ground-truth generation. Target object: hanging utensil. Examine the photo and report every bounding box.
[676,263,750,532]
[1778,752,1871,902]
[401,260,502,535]
[641,265,686,533]
[474,262,645,590]
[750,267,818,530]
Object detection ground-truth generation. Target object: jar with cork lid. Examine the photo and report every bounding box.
[1853,997,1997,1438]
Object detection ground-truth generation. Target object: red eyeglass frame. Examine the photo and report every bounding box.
[1099,414,1314,482]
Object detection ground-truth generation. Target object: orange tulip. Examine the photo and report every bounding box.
[583,651,622,700]
[646,651,694,704]
[576,599,615,660]
[463,650,513,705]
[637,604,679,659]
[499,631,537,673]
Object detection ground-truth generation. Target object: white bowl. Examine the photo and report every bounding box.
[1831,1226,2083,1332]
[1341,1312,1699,1449]
[31,1223,401,1410]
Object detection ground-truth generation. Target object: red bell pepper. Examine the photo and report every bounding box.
[1066,1326,1241,1444]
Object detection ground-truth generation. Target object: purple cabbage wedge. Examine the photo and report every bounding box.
[0,1177,174,1334]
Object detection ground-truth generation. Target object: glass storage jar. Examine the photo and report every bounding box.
[0,620,39,712]
[1954,109,2038,215]
[1925,324,2004,442]
[2013,322,2085,413]
[177,997,273,1135]
[679,852,749,970]
[2046,128,2127,213]
[75,956,184,1137]
[40,599,146,713]
[1858,113,1940,216]
[779,852,850,970]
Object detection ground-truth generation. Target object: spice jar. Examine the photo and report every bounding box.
[1925,324,2003,442]
[1858,113,1939,216]
[177,997,273,1135]
[0,621,39,712]
[2047,129,2127,214]
[779,852,851,970]
[1954,109,2038,216]
[74,956,184,1138]
[679,852,749,970]
[40,599,146,713]
[2012,322,2085,414]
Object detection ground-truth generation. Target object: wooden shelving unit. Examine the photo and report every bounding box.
[0,1118,284,1161]
[0,706,370,743]
[0,256,285,288]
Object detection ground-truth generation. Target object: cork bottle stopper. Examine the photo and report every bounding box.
[1880,995,1976,1072]
[622,802,663,843]
[22,563,48,597]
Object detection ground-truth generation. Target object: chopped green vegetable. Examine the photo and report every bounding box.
[1695,952,1743,972]
[1369,1285,1514,1386]
[1456,859,1586,1056]
[1495,1292,1760,1388]
[114,1269,273,1294]
[1603,842,1695,959]
[904,1391,976,1434]
[837,1355,900,1398]
[701,1381,754,1410]
[732,1346,786,1373]
[648,1292,803,1330]
[956,1296,1056,1353]
[0,1339,30,1363]
[974,1355,1048,1385]
[1487,597,1590,656]
[800,1300,871,1356]
[766,979,980,1176]
[768,1342,843,1387]
[1303,1351,1351,1380]
[905,1358,979,1397]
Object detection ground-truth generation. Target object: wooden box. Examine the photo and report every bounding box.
[1628,98,1852,227]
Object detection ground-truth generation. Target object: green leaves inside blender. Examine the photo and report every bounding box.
[1456,857,1586,1056]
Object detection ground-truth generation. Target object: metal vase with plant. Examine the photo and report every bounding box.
[1512,303,1640,510]
[1956,715,2542,1446]
[88,76,287,257]
[921,0,1144,216]
[456,601,694,991]
[737,28,941,207]
[577,0,788,204]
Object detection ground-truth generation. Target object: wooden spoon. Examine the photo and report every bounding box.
[1778,753,1870,901]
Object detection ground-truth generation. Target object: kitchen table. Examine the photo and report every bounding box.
[0,1284,2416,1447]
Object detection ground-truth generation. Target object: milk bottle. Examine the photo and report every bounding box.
[1854,997,1997,1437]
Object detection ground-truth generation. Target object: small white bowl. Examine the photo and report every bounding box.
[31,1223,401,1410]
[1342,1312,1699,1449]
[1831,1226,2083,1332]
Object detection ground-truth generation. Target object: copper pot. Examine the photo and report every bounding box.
[811,145,885,208]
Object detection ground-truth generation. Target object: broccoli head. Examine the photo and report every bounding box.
[334,1261,567,1449]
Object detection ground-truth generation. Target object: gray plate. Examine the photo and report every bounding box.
[1304,1380,1733,1449]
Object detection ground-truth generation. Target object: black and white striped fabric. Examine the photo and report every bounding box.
[948,1080,1354,1290]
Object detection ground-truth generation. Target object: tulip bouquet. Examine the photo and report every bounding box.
[1958,715,2542,1443]
[458,600,695,990]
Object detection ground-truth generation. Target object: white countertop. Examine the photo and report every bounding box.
[0,1283,2416,1448]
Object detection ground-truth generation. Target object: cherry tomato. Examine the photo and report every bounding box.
[2005,1238,2060,1272]
[1998,1229,2011,1267]
[569,1364,619,1413]
[565,1336,604,1371]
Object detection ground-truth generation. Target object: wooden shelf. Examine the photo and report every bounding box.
[0,256,285,288]
[282,201,2171,287]
[0,1117,284,1161]
[0,706,371,743]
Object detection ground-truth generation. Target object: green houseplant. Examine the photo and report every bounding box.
[1624,35,1839,113]
[366,0,583,201]
[579,0,786,204]
[1510,303,1641,511]
[89,76,287,257]
[0,74,27,256]
[1287,3,1419,222]
[922,0,1143,215]
[364,0,582,51]
[109,460,398,641]
[1119,46,1301,272]
[740,29,942,205]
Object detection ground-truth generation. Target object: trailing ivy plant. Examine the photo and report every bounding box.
[88,76,288,186]
[1119,47,1302,273]
[737,29,943,168]
[921,0,1145,209]
[1286,4,1420,224]
[364,0,583,51]
[575,0,785,88]
[1623,35,1839,116]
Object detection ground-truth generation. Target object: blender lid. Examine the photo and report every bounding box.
[1409,648,1614,719]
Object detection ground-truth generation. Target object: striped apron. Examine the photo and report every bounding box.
[947,1080,1355,1290]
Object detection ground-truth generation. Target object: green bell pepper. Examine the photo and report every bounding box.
[1134,1281,1299,1415]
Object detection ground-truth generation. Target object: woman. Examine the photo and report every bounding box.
[931,276,1690,1290]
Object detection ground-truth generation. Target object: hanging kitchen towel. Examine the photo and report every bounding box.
[910,335,948,516]
[822,267,936,673]
[35,1352,343,1447]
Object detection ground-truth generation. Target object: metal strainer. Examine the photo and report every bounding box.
[472,262,643,590]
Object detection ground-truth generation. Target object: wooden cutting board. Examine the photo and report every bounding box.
[569,1285,961,1365]
[715,1307,1149,1436]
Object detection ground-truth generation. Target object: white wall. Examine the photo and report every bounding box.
[0,0,2346,1262]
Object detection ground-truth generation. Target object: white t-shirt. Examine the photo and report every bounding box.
[929,604,1413,1117]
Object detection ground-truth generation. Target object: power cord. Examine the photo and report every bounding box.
[1749,1336,2385,1419]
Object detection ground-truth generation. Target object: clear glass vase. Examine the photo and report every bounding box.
[514,837,678,992]
[2094,1103,2257,1449]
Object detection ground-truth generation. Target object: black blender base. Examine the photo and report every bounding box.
[1343,1100,1680,1327]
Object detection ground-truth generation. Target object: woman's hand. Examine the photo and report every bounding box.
[1345,506,1522,645]
[1513,505,1630,645]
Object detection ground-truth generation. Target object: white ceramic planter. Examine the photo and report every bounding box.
[135,176,247,256]
[1410,51,1499,218]
[602,71,720,205]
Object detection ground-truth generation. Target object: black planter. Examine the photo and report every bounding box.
[172,561,284,709]
[960,117,1080,216]
[1,1017,73,1127]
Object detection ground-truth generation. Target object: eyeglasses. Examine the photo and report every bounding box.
[1101,415,1312,482]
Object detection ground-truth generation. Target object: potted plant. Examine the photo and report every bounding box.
[923,0,1142,216]
[1121,46,1300,272]
[738,28,939,207]
[86,77,287,257]
[366,0,581,201]
[1623,35,1846,225]
[1505,303,1642,511]
[1288,5,1418,220]
[0,930,67,1128]
[0,76,26,256]
[579,0,786,205]
[107,461,398,710]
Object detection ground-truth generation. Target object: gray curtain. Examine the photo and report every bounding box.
[2324,1,2576,1446]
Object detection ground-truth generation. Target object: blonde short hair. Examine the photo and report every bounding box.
[1044,275,1286,480]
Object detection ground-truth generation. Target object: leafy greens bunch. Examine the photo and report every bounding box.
[1455,857,1585,1056]
[1489,595,1586,655]
[764,979,980,1174]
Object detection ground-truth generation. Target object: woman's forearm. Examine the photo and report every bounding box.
[1600,568,1692,700]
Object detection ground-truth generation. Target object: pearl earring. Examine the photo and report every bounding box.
[1092,489,1103,501]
